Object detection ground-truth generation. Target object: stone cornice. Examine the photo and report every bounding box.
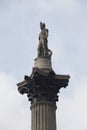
[17,68,70,104]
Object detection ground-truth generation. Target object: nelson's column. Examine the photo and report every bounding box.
[17,22,70,130]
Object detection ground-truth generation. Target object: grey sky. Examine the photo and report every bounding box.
[0,0,87,130]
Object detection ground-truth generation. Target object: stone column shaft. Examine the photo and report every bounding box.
[31,101,57,130]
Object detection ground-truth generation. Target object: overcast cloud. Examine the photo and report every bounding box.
[0,0,87,130]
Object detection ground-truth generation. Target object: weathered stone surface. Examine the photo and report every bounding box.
[17,67,70,104]
[34,56,52,71]
[31,101,56,130]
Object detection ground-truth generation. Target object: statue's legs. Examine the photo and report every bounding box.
[42,39,48,56]
[38,40,48,57]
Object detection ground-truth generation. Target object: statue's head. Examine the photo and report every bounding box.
[40,22,45,29]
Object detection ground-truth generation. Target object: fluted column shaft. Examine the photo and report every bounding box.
[30,101,57,130]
